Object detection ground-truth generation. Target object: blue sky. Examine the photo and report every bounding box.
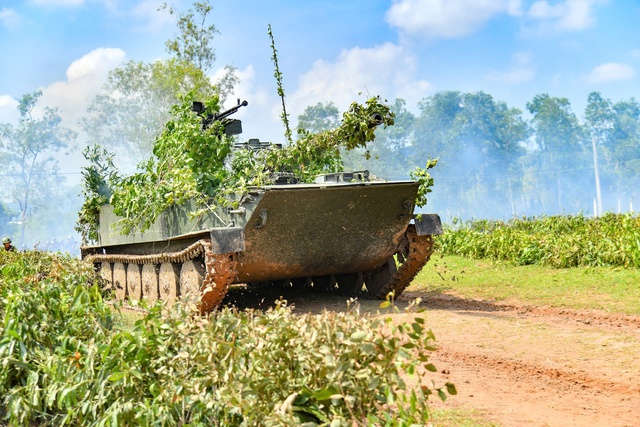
[1,0,639,154]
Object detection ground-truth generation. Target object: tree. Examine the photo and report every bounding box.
[81,59,218,158]
[526,94,585,213]
[82,0,237,160]
[161,0,218,73]
[454,93,527,181]
[161,0,238,101]
[0,91,76,246]
[584,92,614,214]
[585,92,614,148]
[296,102,340,134]
[413,91,529,218]
[297,99,418,181]
[607,98,640,205]
[0,202,16,239]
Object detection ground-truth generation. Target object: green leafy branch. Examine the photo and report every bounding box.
[268,24,293,144]
[108,94,231,235]
[411,157,438,208]
[75,146,119,245]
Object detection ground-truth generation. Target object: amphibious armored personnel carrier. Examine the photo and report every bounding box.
[81,101,442,312]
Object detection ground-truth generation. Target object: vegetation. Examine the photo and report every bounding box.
[308,90,640,221]
[429,408,501,427]
[0,250,455,425]
[76,91,437,241]
[436,213,640,268]
[75,146,120,244]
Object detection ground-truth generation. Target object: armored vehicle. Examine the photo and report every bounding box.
[81,101,442,312]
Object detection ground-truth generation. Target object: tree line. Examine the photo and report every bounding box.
[320,91,640,221]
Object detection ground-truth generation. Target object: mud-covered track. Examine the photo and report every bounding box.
[90,239,236,313]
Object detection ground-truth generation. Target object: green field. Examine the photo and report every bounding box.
[412,253,640,316]
[418,214,640,316]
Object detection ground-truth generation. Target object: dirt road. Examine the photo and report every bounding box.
[408,292,640,427]
[224,286,640,427]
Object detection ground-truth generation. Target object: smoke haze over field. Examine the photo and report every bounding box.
[0,0,639,252]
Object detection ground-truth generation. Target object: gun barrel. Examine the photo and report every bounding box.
[368,113,384,128]
[196,99,249,130]
[216,100,249,121]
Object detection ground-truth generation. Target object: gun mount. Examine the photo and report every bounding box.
[192,98,249,135]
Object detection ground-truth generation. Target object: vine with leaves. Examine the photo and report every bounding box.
[268,24,292,145]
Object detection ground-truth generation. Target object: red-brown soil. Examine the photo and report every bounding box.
[224,287,640,427]
[408,292,640,427]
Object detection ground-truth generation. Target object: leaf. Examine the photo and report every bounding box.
[446,382,457,395]
[424,363,437,372]
[108,371,125,382]
[350,331,367,342]
[313,385,339,401]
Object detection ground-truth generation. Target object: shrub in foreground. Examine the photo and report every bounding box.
[0,251,454,426]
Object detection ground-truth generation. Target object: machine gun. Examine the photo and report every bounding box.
[192,99,249,135]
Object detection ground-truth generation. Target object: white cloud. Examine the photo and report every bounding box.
[289,43,432,118]
[0,95,20,125]
[486,51,535,84]
[386,0,522,39]
[514,51,532,65]
[131,0,176,33]
[527,0,607,32]
[587,62,635,83]
[216,65,269,112]
[1,49,125,130]
[0,8,20,30]
[38,48,126,131]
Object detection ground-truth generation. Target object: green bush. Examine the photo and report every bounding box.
[0,251,454,426]
[437,213,640,268]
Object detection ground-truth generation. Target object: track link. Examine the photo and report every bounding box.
[371,225,435,299]
[87,239,237,313]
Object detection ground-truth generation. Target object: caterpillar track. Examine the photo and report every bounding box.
[87,239,237,314]
[86,223,436,312]
[364,225,435,299]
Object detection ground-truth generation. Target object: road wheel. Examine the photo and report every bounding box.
[159,262,179,307]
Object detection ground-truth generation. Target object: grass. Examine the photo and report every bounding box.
[429,408,502,427]
[410,254,640,316]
